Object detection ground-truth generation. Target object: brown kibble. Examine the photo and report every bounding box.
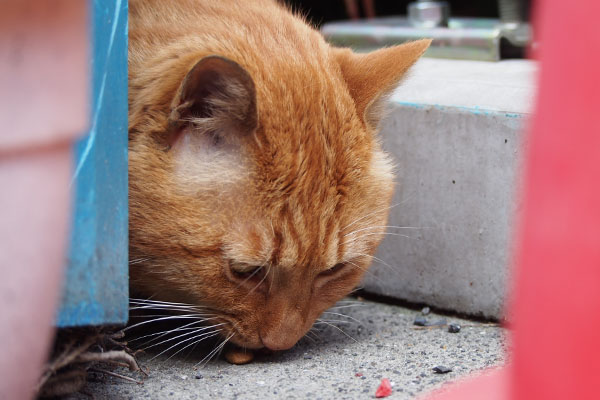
[224,348,254,365]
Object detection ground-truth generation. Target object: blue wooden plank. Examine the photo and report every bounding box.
[57,0,129,327]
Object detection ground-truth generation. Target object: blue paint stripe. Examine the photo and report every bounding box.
[393,101,528,119]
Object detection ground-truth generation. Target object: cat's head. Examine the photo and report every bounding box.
[129,39,430,350]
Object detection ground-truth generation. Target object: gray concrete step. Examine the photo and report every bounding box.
[363,58,537,319]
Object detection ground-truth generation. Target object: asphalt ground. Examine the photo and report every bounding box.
[66,299,507,399]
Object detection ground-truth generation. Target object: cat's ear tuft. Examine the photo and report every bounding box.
[169,56,258,134]
[333,39,431,129]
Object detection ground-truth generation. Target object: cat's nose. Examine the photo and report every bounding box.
[260,332,298,351]
[259,312,304,351]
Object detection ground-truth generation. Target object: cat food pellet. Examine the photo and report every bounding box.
[421,307,430,315]
[448,323,461,333]
[433,366,453,374]
[413,316,427,326]
[225,348,254,365]
[375,378,393,398]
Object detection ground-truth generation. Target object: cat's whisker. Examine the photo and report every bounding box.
[129,302,205,310]
[235,264,265,289]
[334,298,364,307]
[315,319,358,343]
[142,323,226,351]
[128,323,206,344]
[341,202,403,232]
[182,334,206,361]
[347,251,396,272]
[346,260,367,273]
[126,313,215,320]
[345,261,389,288]
[195,332,234,368]
[335,298,364,303]
[349,286,365,294]
[165,332,225,361]
[341,231,413,247]
[130,298,204,308]
[165,331,222,362]
[128,307,211,315]
[343,225,424,237]
[268,264,275,293]
[237,248,272,291]
[328,304,366,311]
[303,333,316,343]
[129,257,152,265]
[129,299,210,315]
[307,327,322,340]
[314,319,355,325]
[123,314,212,332]
[133,319,219,348]
[321,311,363,326]
[244,264,270,298]
[149,330,222,362]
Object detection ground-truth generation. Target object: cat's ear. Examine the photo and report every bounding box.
[169,56,258,135]
[333,39,431,128]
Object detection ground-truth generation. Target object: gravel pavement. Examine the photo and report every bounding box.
[66,299,507,399]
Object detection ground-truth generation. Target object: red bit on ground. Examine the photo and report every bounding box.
[375,378,392,398]
[355,372,363,377]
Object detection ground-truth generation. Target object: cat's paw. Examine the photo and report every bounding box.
[224,347,254,365]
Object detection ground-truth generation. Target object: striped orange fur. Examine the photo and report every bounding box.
[128,0,430,360]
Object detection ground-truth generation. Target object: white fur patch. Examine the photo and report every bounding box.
[369,149,395,184]
[171,126,249,194]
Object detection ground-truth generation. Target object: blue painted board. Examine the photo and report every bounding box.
[57,0,129,327]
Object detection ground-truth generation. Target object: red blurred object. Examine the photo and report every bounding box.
[425,0,600,399]
[375,378,392,398]
[511,0,600,398]
[0,2,88,399]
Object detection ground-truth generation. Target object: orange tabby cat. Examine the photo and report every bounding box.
[128,0,430,363]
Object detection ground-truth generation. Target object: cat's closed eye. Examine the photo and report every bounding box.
[228,262,264,282]
[319,262,347,277]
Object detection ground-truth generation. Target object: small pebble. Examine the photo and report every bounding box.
[433,366,453,374]
[413,316,427,326]
[195,374,203,379]
[448,323,461,333]
[421,307,430,315]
